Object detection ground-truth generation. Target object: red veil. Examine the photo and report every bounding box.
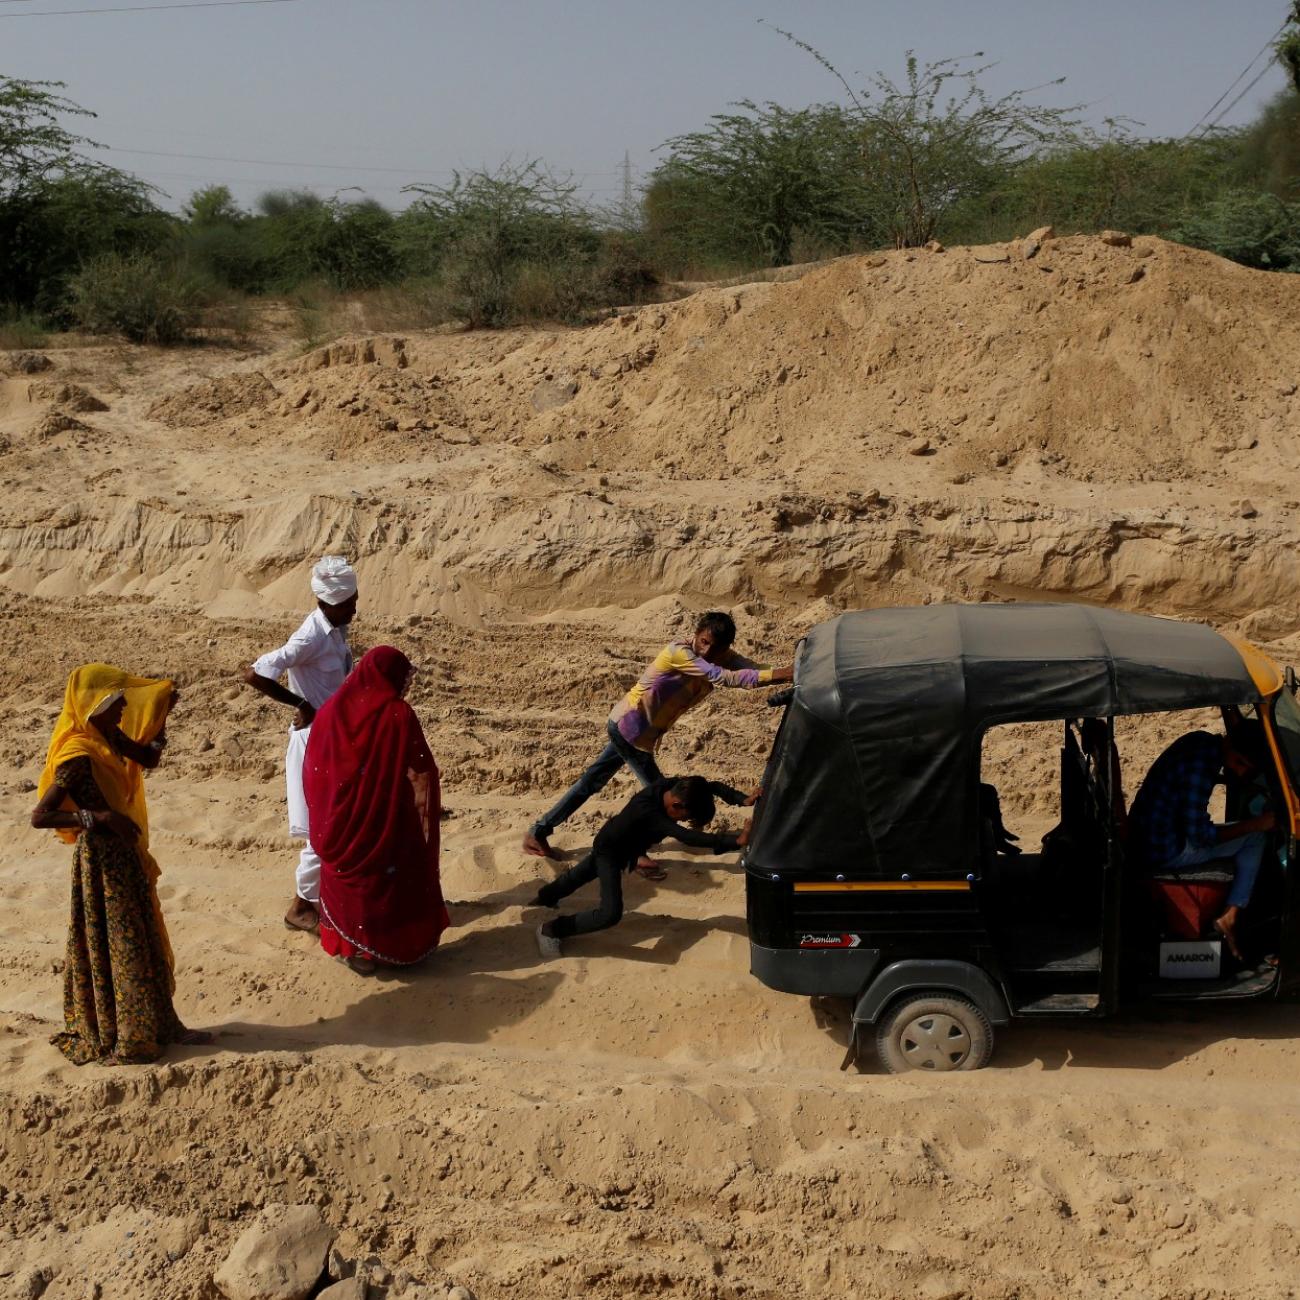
[304,645,448,964]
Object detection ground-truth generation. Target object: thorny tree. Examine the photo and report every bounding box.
[655,102,869,266]
[770,26,1084,248]
[0,75,100,196]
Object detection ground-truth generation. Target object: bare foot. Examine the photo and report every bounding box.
[522,831,561,860]
[345,954,377,976]
[284,897,319,932]
[1214,907,1243,961]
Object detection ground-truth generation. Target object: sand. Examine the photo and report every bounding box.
[2,234,1300,1298]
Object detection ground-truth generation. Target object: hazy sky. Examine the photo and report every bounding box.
[3,0,1293,211]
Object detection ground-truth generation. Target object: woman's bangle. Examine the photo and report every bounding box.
[77,809,96,831]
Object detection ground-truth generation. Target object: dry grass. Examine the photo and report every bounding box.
[352,279,458,332]
[285,279,461,350]
[0,312,48,350]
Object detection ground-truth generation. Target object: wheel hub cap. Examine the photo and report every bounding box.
[900,1012,971,1070]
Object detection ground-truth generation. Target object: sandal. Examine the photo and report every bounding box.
[345,955,377,976]
[1213,916,1244,961]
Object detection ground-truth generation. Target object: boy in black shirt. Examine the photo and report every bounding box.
[534,775,753,957]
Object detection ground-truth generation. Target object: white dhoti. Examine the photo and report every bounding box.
[285,724,321,902]
[254,603,352,907]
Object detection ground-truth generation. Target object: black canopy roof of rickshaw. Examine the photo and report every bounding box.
[747,603,1260,879]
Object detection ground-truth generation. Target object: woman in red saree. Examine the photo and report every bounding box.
[303,646,448,974]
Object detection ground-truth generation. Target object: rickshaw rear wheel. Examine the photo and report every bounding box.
[875,993,993,1074]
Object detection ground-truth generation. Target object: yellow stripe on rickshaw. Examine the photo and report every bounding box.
[791,881,972,893]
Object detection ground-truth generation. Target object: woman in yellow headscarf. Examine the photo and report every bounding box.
[31,664,210,1065]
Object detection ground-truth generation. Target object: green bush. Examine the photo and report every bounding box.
[1232,91,1300,198]
[316,199,400,290]
[251,190,333,290]
[66,251,208,344]
[404,163,606,326]
[243,191,401,293]
[182,219,272,295]
[391,203,450,278]
[1170,191,1300,270]
[970,132,1241,238]
[0,170,174,318]
[650,102,870,268]
[437,225,516,327]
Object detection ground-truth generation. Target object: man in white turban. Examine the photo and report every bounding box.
[243,556,358,932]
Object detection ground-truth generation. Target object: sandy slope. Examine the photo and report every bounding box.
[3,235,1300,1298]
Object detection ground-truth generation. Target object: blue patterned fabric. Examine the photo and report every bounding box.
[1129,730,1223,867]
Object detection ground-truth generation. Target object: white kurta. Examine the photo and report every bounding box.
[252,607,353,838]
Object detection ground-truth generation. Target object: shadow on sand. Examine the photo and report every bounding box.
[187,852,748,1061]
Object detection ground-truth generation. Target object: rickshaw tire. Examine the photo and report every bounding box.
[875,992,993,1074]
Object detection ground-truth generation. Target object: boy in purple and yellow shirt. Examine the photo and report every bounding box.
[523,611,793,861]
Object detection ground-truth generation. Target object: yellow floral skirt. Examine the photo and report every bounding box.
[52,827,184,1066]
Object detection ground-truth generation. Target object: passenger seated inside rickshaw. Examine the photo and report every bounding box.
[981,714,1284,982]
[1127,719,1278,962]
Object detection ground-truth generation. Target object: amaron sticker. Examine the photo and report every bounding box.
[1158,940,1221,980]
[799,933,862,949]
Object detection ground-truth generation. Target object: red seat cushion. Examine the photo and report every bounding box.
[1149,879,1230,940]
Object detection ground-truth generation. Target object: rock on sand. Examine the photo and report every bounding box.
[213,1203,334,1300]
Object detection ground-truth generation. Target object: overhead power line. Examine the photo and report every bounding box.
[1186,20,1288,136]
[104,145,464,176]
[1,0,299,16]
[99,143,626,181]
[1200,60,1279,136]
[146,170,417,196]
[144,171,626,198]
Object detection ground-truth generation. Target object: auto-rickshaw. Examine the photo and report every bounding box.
[744,603,1300,1072]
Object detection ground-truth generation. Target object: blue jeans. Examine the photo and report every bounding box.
[532,719,662,838]
[1163,831,1268,909]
